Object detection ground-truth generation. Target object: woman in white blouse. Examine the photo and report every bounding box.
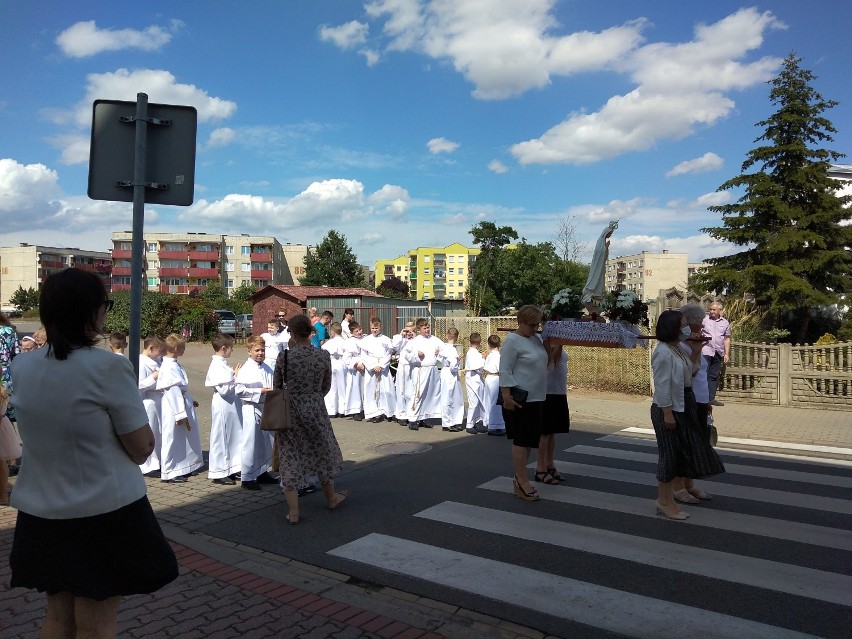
[499,305,549,501]
[650,310,725,520]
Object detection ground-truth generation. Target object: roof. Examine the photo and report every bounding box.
[251,285,383,302]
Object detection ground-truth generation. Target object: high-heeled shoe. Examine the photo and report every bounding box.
[655,502,689,520]
[546,467,566,482]
[688,488,712,500]
[513,475,540,501]
[534,470,559,485]
[673,489,700,504]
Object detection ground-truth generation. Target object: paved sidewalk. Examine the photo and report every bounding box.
[2,372,849,637]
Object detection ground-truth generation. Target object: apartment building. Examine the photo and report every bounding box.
[111,232,303,295]
[375,242,480,300]
[0,243,112,308]
[604,250,688,302]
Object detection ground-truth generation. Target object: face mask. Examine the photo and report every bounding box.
[681,326,692,337]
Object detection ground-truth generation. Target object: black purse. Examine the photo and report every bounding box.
[496,387,529,406]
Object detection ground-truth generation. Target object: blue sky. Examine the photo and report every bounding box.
[2,1,851,268]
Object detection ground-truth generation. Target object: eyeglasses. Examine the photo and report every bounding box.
[102,299,114,312]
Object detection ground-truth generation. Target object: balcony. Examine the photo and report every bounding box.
[40,260,64,269]
[251,269,273,279]
[433,260,446,268]
[158,250,187,259]
[112,283,132,291]
[250,252,271,262]
[159,285,189,294]
[188,268,219,278]
[112,249,132,259]
[188,250,219,260]
[187,285,205,294]
[112,267,132,276]
[159,267,188,277]
[383,266,394,275]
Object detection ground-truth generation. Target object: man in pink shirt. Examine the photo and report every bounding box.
[701,302,731,407]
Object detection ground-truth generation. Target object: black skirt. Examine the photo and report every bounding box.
[650,388,725,483]
[541,394,570,435]
[503,400,544,448]
[10,496,178,600]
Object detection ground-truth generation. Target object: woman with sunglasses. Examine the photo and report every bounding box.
[9,268,177,637]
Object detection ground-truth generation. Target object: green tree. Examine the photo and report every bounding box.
[300,230,366,287]
[376,276,410,299]
[231,281,258,313]
[9,286,39,312]
[699,54,852,343]
[467,222,518,315]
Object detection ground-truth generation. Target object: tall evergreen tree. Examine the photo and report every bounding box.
[300,230,366,287]
[699,54,852,342]
[466,221,518,316]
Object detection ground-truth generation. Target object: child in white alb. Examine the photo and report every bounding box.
[138,336,165,477]
[360,319,396,422]
[341,322,365,420]
[464,333,486,434]
[483,335,505,435]
[235,335,276,490]
[439,328,464,431]
[392,323,415,424]
[405,318,445,430]
[206,334,243,485]
[322,322,347,417]
[156,334,204,482]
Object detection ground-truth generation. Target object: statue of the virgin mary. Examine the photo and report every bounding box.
[581,220,618,307]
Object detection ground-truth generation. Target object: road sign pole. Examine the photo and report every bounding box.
[129,93,148,374]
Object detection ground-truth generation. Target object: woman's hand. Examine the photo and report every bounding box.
[502,395,522,411]
[662,408,676,430]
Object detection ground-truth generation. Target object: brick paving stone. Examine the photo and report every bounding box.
[314,600,350,618]
[361,615,396,633]
[392,628,428,639]
[330,604,370,623]
[264,584,299,599]
[376,620,412,638]
[346,610,381,628]
[302,596,338,614]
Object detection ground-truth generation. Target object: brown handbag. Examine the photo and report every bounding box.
[260,351,292,431]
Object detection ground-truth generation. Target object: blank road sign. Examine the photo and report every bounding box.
[88,99,197,206]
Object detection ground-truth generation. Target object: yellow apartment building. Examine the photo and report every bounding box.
[375,242,480,300]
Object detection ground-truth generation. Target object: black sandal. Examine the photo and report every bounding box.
[547,467,566,482]
[534,470,559,485]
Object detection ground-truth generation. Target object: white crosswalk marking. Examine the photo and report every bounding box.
[328,428,851,638]
[329,534,821,639]
[565,444,852,488]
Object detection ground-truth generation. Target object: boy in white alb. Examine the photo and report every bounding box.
[392,323,415,424]
[405,318,445,430]
[342,322,365,420]
[108,332,127,356]
[138,336,166,477]
[464,333,486,434]
[156,334,204,482]
[483,335,505,435]
[235,335,276,490]
[205,334,243,485]
[261,320,287,371]
[360,318,396,422]
[439,328,464,432]
[322,322,347,416]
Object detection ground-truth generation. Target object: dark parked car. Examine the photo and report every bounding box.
[214,309,237,335]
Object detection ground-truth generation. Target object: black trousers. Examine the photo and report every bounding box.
[704,354,723,402]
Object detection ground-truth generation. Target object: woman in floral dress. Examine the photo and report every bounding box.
[273,313,348,524]
[0,312,21,420]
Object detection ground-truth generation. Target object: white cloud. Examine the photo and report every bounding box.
[358,0,645,99]
[666,152,724,177]
[360,49,381,66]
[511,8,784,165]
[0,158,160,233]
[56,20,182,58]
[207,127,236,149]
[584,197,649,224]
[488,159,508,174]
[318,20,369,49]
[427,137,460,154]
[361,232,384,244]
[695,190,730,208]
[609,233,738,263]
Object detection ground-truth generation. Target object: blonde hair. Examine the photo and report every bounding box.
[516,304,543,326]
[165,334,186,353]
[143,335,166,350]
[0,384,10,404]
[32,327,47,346]
[246,335,265,348]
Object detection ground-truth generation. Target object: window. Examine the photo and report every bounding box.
[225,245,234,255]
[113,276,131,285]
[423,256,430,262]
[449,268,455,274]
[458,255,466,262]
[164,243,184,252]
[448,281,455,287]
[396,265,402,272]
[424,280,431,287]
[146,243,157,252]
[423,267,430,275]
[449,255,456,263]
[458,280,464,287]
[147,277,158,287]
[227,279,234,288]
[241,263,251,272]
[448,293,455,299]
[423,293,430,300]
[117,242,132,250]
[163,277,184,286]
[225,263,234,271]
[458,268,464,275]
[241,246,251,255]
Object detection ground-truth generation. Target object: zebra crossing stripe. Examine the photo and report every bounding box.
[564,445,852,488]
[620,427,852,456]
[598,435,852,469]
[478,478,852,552]
[328,533,820,639]
[543,461,852,514]
[415,501,851,606]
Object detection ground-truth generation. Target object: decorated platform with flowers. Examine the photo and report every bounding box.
[542,320,644,348]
